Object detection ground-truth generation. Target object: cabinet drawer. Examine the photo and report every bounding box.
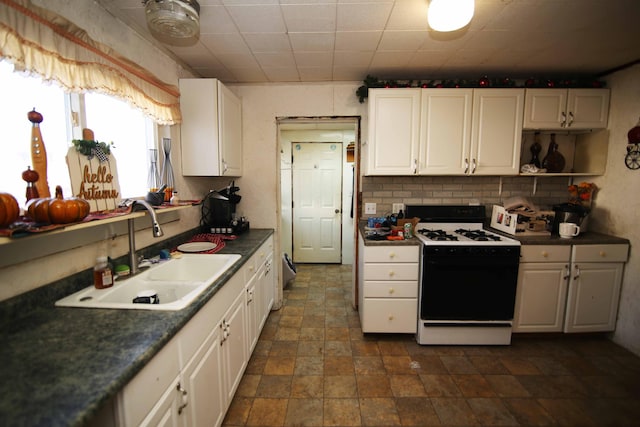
[572,244,629,263]
[363,281,418,298]
[362,298,417,333]
[363,245,419,263]
[520,245,571,263]
[363,263,419,281]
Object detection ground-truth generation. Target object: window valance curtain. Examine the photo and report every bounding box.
[0,0,181,124]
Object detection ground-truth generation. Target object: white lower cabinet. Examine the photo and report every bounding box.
[116,237,275,427]
[564,244,628,333]
[514,245,571,332]
[514,243,628,334]
[358,236,419,333]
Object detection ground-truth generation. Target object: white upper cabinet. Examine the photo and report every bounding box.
[418,89,473,175]
[366,88,421,175]
[523,88,610,130]
[180,78,243,177]
[471,89,525,175]
[418,88,523,175]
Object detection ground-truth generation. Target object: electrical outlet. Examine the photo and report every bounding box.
[364,203,377,214]
[392,203,404,214]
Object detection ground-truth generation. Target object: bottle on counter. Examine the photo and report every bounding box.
[397,209,404,219]
[94,256,113,289]
[170,191,179,205]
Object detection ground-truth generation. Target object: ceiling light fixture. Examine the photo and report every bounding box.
[143,0,200,44]
[428,0,474,32]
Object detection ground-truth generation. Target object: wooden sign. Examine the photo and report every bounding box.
[66,135,122,212]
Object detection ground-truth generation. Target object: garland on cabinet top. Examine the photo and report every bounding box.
[356,75,606,103]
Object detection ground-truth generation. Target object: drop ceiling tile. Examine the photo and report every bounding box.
[199,5,238,34]
[337,2,394,31]
[227,67,269,82]
[335,31,382,50]
[408,50,452,68]
[378,30,429,51]
[281,3,337,32]
[254,51,297,68]
[385,0,428,31]
[215,52,261,68]
[262,67,301,82]
[334,51,374,67]
[222,0,278,5]
[294,52,334,67]
[200,33,251,55]
[225,4,286,32]
[298,67,334,81]
[370,51,413,68]
[332,66,368,81]
[176,52,225,69]
[242,33,291,52]
[289,32,335,51]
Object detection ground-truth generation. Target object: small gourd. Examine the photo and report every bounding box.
[0,193,20,228]
[26,185,90,224]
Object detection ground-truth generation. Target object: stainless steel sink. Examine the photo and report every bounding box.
[55,253,242,310]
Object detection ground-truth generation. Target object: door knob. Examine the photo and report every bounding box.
[335,209,340,213]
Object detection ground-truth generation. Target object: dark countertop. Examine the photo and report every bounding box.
[0,229,273,427]
[488,228,631,246]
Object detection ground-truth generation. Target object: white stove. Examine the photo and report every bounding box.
[406,205,521,346]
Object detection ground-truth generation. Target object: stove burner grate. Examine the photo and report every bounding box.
[455,229,502,241]
[418,229,459,241]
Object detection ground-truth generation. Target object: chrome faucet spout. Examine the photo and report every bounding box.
[128,199,164,276]
[132,199,164,237]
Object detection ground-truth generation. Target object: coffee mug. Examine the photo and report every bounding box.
[559,222,580,238]
[133,290,159,304]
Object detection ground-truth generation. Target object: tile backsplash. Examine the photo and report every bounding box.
[361,175,570,218]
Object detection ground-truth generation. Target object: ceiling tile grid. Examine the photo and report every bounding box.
[99,0,640,83]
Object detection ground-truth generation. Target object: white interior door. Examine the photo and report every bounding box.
[292,142,342,263]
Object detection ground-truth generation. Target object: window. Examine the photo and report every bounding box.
[0,60,155,209]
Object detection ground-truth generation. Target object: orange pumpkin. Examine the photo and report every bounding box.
[26,186,90,224]
[0,193,20,228]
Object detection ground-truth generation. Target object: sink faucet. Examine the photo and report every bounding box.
[126,199,164,275]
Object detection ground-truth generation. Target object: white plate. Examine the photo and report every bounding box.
[177,242,217,253]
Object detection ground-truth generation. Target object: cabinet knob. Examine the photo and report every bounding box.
[388,287,395,294]
[541,251,548,257]
[599,251,606,257]
[388,270,395,277]
[388,252,396,258]
[388,315,394,321]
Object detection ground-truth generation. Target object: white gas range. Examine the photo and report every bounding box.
[406,205,521,346]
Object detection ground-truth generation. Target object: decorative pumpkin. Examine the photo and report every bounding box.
[26,185,90,224]
[0,193,20,228]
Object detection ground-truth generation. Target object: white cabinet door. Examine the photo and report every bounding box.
[218,82,243,176]
[180,78,242,176]
[523,88,609,129]
[261,253,274,328]
[181,327,225,427]
[139,377,183,427]
[245,271,260,353]
[366,89,420,175]
[470,89,524,175]
[221,291,248,407]
[564,262,624,333]
[418,89,472,174]
[514,262,569,332]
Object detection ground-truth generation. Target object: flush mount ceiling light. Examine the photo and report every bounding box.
[144,0,200,44]
[428,0,474,32]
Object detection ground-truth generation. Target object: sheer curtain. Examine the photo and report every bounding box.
[0,0,181,125]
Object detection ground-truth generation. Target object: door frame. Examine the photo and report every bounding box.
[276,117,361,307]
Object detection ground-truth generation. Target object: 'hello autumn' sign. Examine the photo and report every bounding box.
[66,129,122,212]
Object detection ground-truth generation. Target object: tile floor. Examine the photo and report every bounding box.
[223,264,640,426]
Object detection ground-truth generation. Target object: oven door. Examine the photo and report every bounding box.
[421,246,520,321]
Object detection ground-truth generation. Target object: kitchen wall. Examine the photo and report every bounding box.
[598,64,640,356]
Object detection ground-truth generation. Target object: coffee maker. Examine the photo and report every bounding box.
[551,203,589,236]
[202,181,249,234]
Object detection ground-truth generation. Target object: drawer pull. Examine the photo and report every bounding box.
[599,251,606,257]
[388,315,394,321]
[388,287,395,294]
[541,251,548,257]
[388,270,395,277]
[388,252,396,259]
